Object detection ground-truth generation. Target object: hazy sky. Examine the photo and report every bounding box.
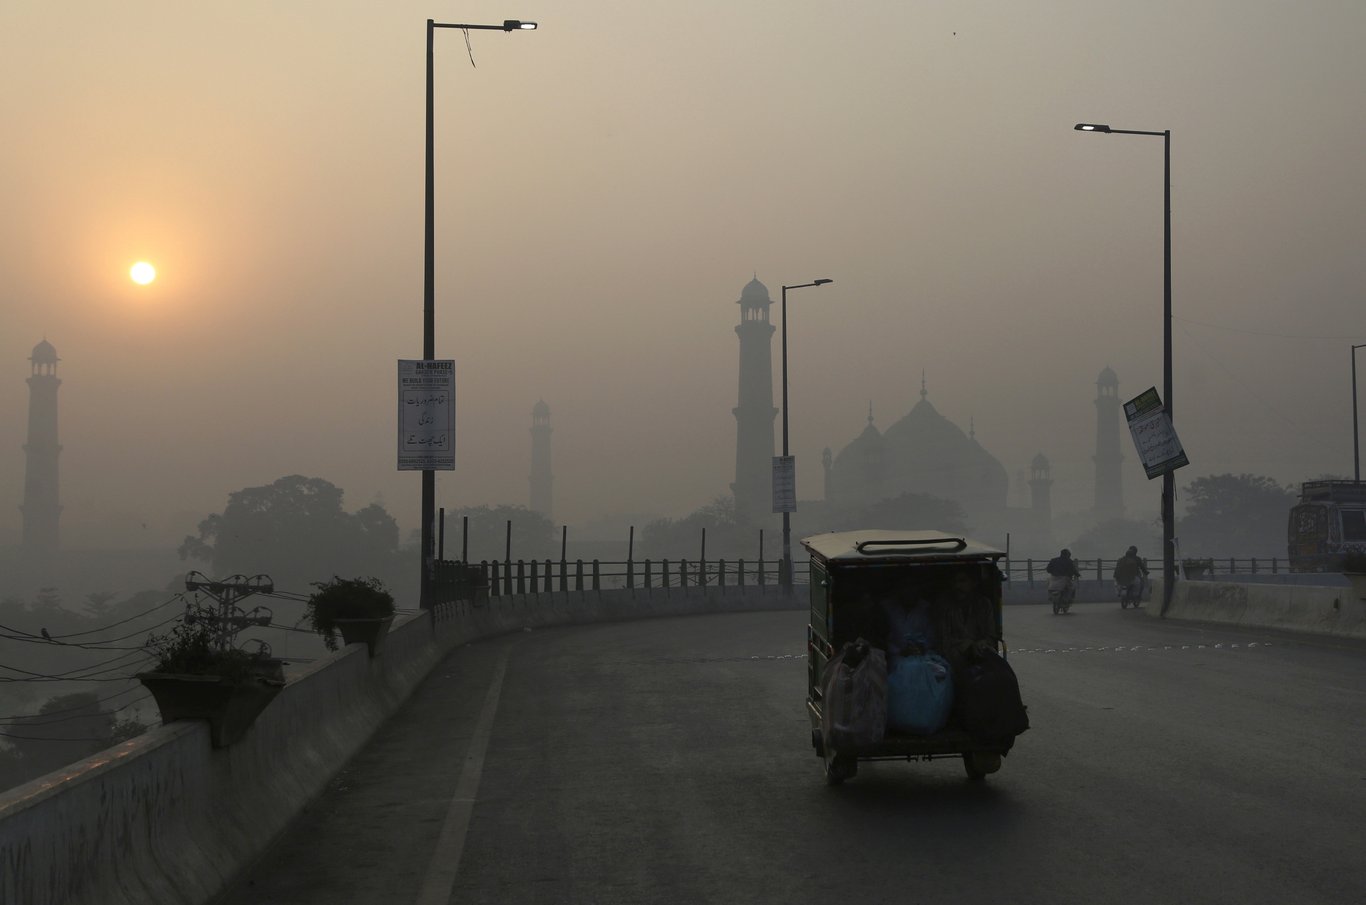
[3,1,1365,550]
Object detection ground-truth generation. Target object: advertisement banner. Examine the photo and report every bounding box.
[772,455,796,513]
[1124,387,1188,479]
[397,360,455,470]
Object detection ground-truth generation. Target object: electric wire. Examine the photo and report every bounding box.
[0,694,152,742]
[0,687,151,726]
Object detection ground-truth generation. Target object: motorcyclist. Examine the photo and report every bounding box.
[1113,546,1149,605]
[1046,549,1081,580]
[1045,549,1081,613]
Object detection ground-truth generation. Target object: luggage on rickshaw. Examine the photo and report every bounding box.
[804,530,1028,785]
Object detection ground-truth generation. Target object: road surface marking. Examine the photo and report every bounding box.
[415,643,512,905]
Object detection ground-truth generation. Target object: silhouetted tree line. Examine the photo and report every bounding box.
[179,475,413,599]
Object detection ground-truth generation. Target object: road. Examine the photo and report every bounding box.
[218,602,1366,905]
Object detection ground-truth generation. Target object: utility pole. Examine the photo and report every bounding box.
[184,572,275,650]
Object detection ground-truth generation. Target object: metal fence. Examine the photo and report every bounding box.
[1001,556,1291,585]
[433,557,811,602]
[434,555,1298,602]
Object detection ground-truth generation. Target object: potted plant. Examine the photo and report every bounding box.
[1181,558,1214,580]
[306,576,397,656]
[1342,552,1366,600]
[137,621,286,748]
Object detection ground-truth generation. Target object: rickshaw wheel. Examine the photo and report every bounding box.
[824,751,857,785]
[963,752,1001,781]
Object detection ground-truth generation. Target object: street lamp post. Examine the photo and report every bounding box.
[779,278,833,588]
[1074,122,1174,614]
[1353,344,1366,482]
[420,18,536,610]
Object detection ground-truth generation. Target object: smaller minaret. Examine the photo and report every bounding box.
[1093,366,1124,522]
[529,400,552,520]
[22,339,62,560]
[1029,453,1053,530]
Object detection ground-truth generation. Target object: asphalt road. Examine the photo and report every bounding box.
[217,602,1366,905]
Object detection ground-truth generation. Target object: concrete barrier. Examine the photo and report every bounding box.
[1148,579,1366,640]
[0,584,800,905]
[1002,579,1124,606]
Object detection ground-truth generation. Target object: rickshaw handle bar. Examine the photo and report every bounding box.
[854,537,968,554]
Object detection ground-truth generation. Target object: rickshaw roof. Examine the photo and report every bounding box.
[801,529,1004,564]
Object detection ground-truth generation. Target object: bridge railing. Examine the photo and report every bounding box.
[433,558,810,602]
[436,555,1298,601]
[1001,556,1290,585]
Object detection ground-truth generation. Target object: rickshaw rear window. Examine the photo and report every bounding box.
[1342,509,1366,542]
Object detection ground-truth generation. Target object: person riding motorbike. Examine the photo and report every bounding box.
[1113,545,1149,607]
[1045,549,1080,613]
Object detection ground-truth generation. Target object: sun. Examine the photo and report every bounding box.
[129,261,157,285]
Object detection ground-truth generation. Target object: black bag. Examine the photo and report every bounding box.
[952,650,1029,750]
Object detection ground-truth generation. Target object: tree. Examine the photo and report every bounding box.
[445,504,556,563]
[639,496,759,560]
[1178,473,1298,558]
[179,476,406,594]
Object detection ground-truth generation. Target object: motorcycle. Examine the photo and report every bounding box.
[1047,574,1076,615]
[1117,576,1147,609]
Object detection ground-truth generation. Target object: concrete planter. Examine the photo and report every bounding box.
[333,615,396,657]
[137,670,285,748]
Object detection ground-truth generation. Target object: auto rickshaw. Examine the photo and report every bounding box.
[804,530,1025,784]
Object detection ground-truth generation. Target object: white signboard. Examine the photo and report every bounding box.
[772,455,796,513]
[397,360,455,470]
[1124,386,1189,479]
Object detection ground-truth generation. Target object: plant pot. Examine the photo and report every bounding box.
[137,670,285,748]
[333,615,395,657]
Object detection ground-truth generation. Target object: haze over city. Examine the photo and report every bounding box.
[3,0,1364,552]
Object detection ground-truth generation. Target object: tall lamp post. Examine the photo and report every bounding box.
[1074,122,1175,614]
[779,278,833,588]
[1353,344,1366,482]
[420,18,537,609]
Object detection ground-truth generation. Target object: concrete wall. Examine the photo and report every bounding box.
[1148,578,1366,640]
[0,584,799,905]
[1002,579,1123,605]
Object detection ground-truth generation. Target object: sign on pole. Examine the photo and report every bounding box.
[1124,387,1188,479]
[772,455,796,513]
[397,360,455,470]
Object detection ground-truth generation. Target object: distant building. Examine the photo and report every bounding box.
[1093,366,1124,522]
[819,375,1054,553]
[21,339,62,564]
[529,400,553,520]
[731,277,777,519]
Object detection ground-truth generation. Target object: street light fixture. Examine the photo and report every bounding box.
[1074,121,1175,614]
[779,278,834,588]
[420,18,537,609]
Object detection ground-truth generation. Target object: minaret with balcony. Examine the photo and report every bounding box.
[22,339,63,560]
[1094,366,1125,522]
[529,400,553,521]
[731,276,777,518]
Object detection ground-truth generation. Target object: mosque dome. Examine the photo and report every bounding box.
[738,277,771,306]
[31,339,57,362]
[1097,365,1118,386]
[1031,452,1050,470]
[829,407,886,503]
[832,388,1008,514]
[532,399,550,417]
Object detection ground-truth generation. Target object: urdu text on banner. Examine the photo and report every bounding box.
[1124,386,1188,479]
[397,359,455,470]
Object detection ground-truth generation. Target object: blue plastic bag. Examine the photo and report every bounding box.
[886,652,954,736]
